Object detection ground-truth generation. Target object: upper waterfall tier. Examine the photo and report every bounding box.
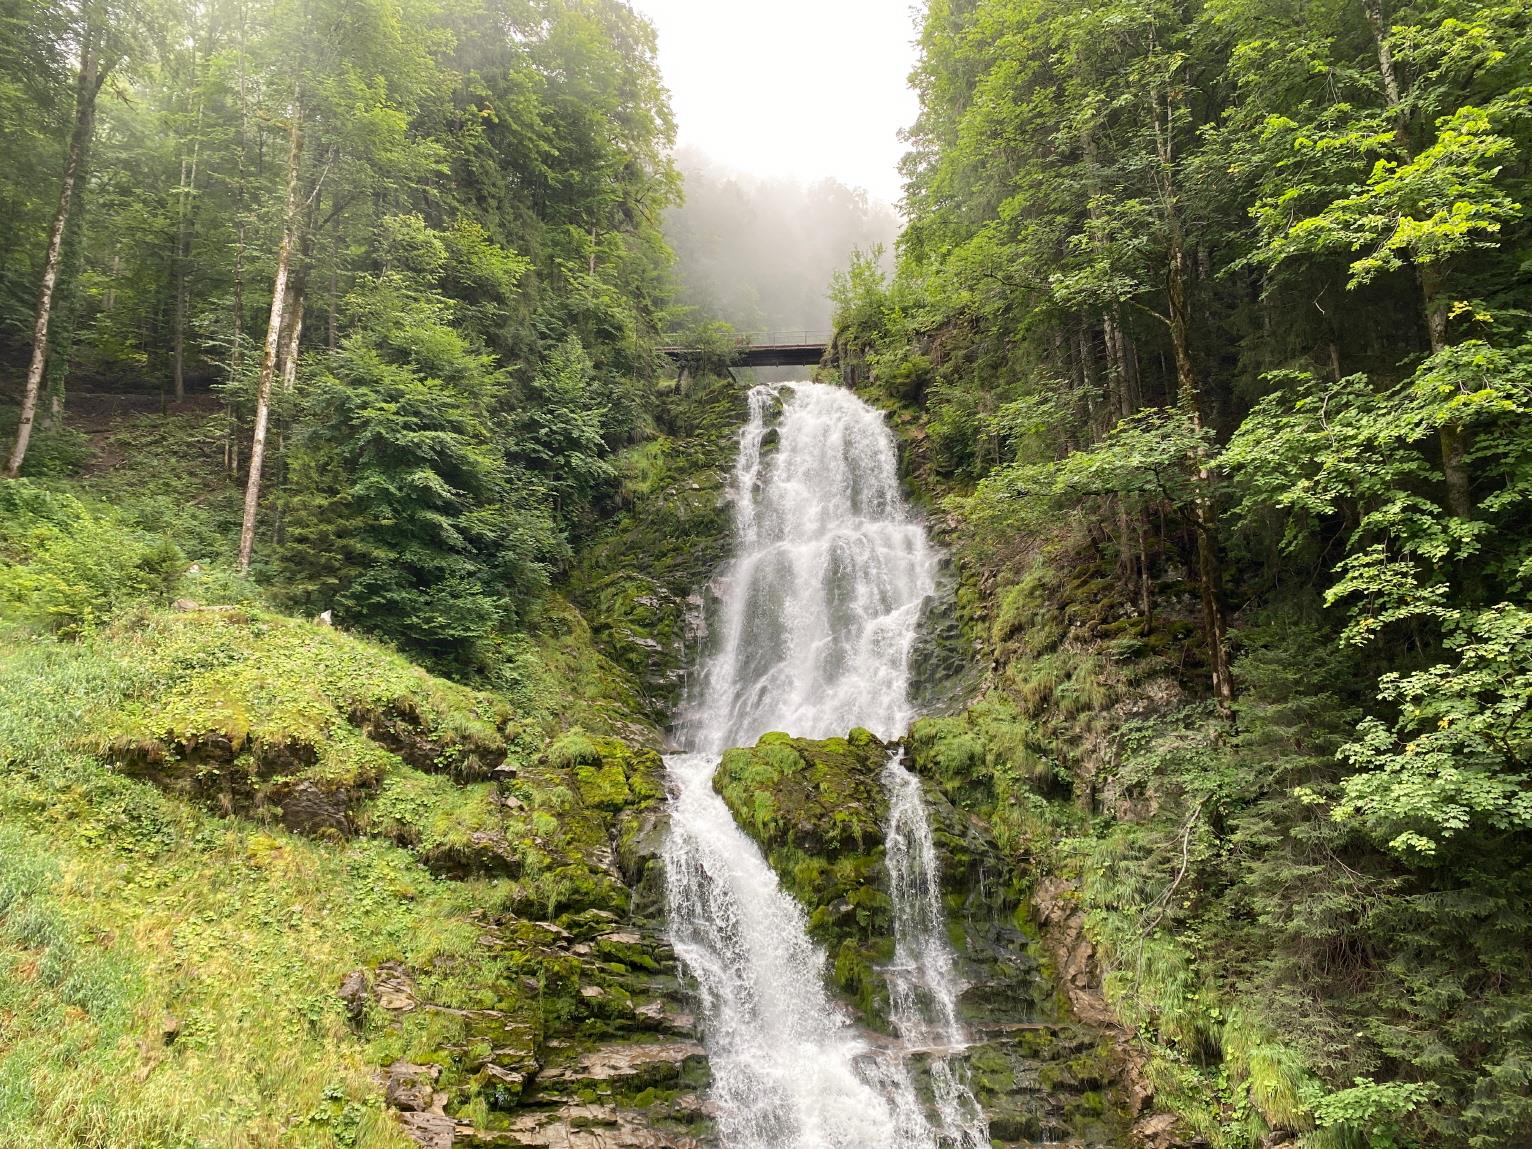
[676,381,939,755]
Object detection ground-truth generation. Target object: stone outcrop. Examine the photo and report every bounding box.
[329,737,715,1149]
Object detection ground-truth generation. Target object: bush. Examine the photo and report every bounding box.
[0,481,183,635]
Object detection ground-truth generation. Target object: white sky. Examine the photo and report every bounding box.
[633,0,922,207]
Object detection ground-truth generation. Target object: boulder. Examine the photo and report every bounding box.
[338,969,370,1026]
[384,1061,441,1113]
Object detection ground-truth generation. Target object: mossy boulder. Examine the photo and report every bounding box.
[714,729,888,858]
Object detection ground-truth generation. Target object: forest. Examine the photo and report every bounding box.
[831,0,1532,1145]
[1,0,684,669]
[0,0,1529,1147]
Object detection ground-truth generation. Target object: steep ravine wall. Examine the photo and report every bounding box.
[842,370,1218,1148]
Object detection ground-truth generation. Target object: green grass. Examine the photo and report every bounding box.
[0,596,675,1146]
[0,631,490,1148]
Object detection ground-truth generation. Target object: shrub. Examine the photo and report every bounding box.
[0,481,183,635]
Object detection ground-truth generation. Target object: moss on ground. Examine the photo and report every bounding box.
[0,602,689,1147]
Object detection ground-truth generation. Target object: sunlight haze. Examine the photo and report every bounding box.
[634,0,921,206]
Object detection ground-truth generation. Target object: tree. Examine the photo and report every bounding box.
[5,0,122,477]
[279,215,562,665]
[233,0,440,571]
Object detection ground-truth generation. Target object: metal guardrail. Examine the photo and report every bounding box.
[733,330,831,347]
[658,331,831,351]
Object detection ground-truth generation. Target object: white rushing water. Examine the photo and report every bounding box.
[883,751,991,1149]
[663,381,983,1149]
[677,381,937,754]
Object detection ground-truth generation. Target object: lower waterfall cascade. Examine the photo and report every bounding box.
[661,380,985,1149]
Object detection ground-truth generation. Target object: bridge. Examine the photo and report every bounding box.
[657,330,830,369]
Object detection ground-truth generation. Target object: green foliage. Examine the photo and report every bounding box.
[848,1,1532,1140]
[1310,1079,1434,1149]
[0,480,183,634]
[279,221,565,666]
[1332,604,1532,855]
[508,336,616,524]
[98,607,508,783]
[0,594,682,1144]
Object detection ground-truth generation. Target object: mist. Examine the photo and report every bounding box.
[665,148,901,336]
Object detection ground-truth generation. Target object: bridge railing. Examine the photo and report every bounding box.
[732,330,832,348]
[657,331,831,351]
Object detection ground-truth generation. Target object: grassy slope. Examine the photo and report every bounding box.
[0,625,479,1148]
[0,384,738,1146]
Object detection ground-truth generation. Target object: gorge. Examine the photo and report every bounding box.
[3,1,1528,1146]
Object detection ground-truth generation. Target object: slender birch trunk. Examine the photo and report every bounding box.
[173,87,204,403]
[236,104,303,572]
[5,30,106,478]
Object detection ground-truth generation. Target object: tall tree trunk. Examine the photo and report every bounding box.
[328,229,339,349]
[1418,263,1471,518]
[1078,321,1102,437]
[1168,246,1235,707]
[173,89,204,404]
[1362,0,1407,140]
[1149,62,1236,706]
[272,284,304,548]
[1104,310,1138,421]
[227,0,249,475]
[1365,0,1471,518]
[5,32,106,478]
[236,105,303,573]
[279,289,305,393]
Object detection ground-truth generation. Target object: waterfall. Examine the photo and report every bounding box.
[883,750,991,1149]
[678,381,937,754]
[662,380,977,1149]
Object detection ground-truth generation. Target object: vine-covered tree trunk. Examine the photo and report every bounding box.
[5,28,106,478]
[237,105,303,572]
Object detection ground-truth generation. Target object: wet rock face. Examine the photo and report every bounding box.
[571,375,748,722]
[345,739,715,1149]
[714,731,1135,1148]
[907,561,982,718]
[385,1061,442,1112]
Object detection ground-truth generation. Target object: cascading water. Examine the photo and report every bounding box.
[883,751,991,1149]
[663,380,984,1149]
[678,381,937,752]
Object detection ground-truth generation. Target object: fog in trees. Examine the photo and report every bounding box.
[665,147,898,335]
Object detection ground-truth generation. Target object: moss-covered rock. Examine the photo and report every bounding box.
[569,374,747,720]
[715,729,887,859]
[97,609,511,836]
[19,603,708,1144]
